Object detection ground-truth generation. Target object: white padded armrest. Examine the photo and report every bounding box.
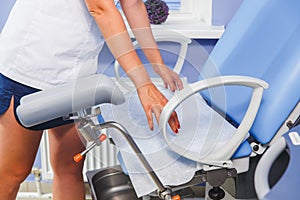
[16,74,125,127]
[114,31,191,91]
[159,75,268,163]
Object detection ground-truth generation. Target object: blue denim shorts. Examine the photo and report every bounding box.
[0,73,73,130]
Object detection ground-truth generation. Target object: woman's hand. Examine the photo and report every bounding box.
[152,64,183,92]
[137,83,180,133]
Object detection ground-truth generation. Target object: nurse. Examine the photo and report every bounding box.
[0,0,182,199]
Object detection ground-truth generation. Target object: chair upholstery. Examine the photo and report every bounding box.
[201,0,300,145]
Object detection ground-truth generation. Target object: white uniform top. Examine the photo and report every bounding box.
[0,0,104,89]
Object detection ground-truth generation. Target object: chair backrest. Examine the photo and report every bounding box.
[200,0,300,144]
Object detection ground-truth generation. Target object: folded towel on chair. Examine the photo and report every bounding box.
[101,85,237,197]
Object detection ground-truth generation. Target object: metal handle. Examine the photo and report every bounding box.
[97,121,168,194]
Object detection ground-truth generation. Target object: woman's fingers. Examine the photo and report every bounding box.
[145,108,154,131]
[153,106,179,134]
[162,75,179,92]
[173,74,183,90]
[153,64,183,92]
[168,111,180,133]
[152,106,161,127]
[137,82,181,134]
[168,81,177,92]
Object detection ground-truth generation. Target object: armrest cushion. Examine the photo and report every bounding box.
[16,74,125,127]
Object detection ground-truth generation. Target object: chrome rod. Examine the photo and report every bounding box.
[95,121,167,194]
[81,142,97,156]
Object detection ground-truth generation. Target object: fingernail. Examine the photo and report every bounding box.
[175,129,178,134]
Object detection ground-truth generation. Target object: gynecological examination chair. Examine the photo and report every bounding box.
[16,0,299,199]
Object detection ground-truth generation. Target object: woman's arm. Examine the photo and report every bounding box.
[85,0,146,86]
[84,0,180,133]
[120,0,183,91]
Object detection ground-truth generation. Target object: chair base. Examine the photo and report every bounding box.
[86,166,208,200]
[86,166,141,200]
